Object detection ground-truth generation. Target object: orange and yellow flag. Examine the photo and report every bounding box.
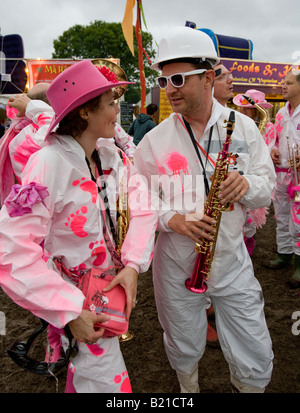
[122,0,135,56]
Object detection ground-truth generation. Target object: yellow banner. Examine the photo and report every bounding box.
[122,0,135,56]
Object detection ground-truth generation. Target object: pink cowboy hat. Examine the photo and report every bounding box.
[45,59,134,139]
[233,89,272,108]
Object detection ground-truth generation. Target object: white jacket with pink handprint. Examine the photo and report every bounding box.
[273,102,300,169]
[0,132,157,329]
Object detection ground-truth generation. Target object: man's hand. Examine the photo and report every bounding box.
[68,309,110,344]
[168,213,217,244]
[8,94,31,117]
[218,171,249,205]
[271,148,280,165]
[295,154,300,171]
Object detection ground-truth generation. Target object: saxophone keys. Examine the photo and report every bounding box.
[195,243,202,253]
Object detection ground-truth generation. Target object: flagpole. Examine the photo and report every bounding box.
[135,0,147,114]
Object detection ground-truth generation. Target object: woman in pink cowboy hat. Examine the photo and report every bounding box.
[233,89,275,150]
[233,89,275,256]
[0,60,157,393]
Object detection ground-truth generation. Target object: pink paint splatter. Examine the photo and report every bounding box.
[89,240,107,266]
[165,152,189,176]
[86,343,105,356]
[264,123,275,146]
[73,178,98,204]
[13,133,41,171]
[292,203,300,225]
[275,113,284,136]
[65,206,88,237]
[114,371,132,393]
[37,113,51,125]
[6,103,18,119]
[165,152,189,191]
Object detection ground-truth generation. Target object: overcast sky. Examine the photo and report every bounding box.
[1,0,299,65]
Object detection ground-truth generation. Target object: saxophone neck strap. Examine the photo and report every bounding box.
[178,114,214,196]
[85,150,117,244]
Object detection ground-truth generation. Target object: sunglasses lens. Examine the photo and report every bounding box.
[157,77,168,88]
[171,74,184,87]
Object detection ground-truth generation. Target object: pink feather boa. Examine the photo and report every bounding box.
[248,207,269,229]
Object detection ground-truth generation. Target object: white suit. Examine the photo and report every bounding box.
[272,102,300,255]
[134,99,276,391]
[0,119,157,392]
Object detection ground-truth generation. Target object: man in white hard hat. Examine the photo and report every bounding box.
[134,26,275,393]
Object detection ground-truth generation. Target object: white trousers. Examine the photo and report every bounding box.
[66,336,131,393]
[272,172,300,255]
[153,233,274,391]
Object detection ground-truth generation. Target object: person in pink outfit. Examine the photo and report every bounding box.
[0,60,157,392]
[4,79,136,367]
[233,89,275,256]
[0,83,51,205]
[233,89,275,150]
[268,68,300,287]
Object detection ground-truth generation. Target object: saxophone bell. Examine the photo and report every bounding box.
[242,94,269,135]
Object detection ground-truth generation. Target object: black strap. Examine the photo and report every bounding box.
[85,150,117,244]
[183,118,213,196]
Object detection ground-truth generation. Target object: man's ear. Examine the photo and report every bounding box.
[205,69,216,88]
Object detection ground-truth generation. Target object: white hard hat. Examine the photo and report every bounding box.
[151,26,220,71]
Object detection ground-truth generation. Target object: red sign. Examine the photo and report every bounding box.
[27,60,79,89]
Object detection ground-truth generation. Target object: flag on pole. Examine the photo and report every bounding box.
[122,0,135,56]
[135,0,146,112]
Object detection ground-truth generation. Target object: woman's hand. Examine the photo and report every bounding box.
[67,309,110,344]
[103,266,138,320]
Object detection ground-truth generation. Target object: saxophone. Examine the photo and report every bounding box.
[242,94,269,135]
[185,111,235,293]
[116,172,129,256]
[116,158,134,342]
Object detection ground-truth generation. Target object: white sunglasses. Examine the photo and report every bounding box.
[156,69,207,89]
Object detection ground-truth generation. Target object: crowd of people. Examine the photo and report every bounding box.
[0,26,299,394]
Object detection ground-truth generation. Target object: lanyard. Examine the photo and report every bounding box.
[176,114,216,168]
[85,149,117,244]
[180,116,214,196]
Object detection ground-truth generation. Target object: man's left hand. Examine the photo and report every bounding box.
[218,171,249,204]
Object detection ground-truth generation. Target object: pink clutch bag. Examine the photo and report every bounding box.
[78,267,128,337]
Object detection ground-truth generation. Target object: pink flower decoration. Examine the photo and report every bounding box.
[96,66,118,83]
[4,182,49,217]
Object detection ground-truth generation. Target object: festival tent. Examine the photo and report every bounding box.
[199,28,253,60]
[0,34,27,94]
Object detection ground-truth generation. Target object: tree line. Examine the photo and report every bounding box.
[52,20,157,103]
